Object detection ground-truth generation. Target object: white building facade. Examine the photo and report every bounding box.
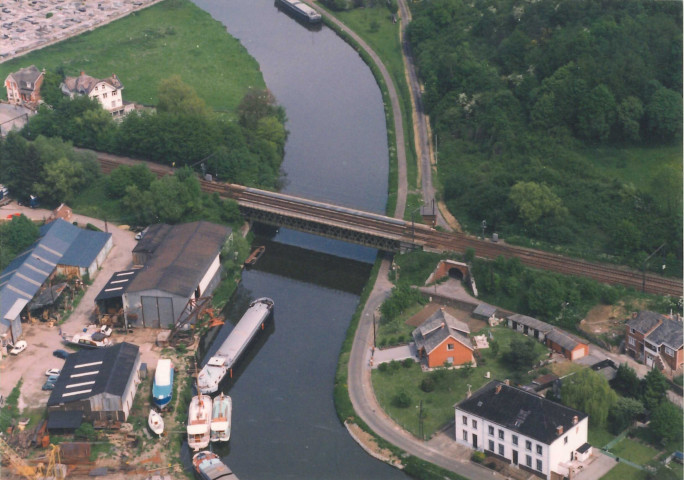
[455,381,590,479]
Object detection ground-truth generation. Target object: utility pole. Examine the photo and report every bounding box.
[642,243,666,292]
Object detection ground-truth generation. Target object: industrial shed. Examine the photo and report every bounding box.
[0,219,111,346]
[124,221,231,328]
[47,342,141,424]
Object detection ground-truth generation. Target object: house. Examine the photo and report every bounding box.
[4,65,44,106]
[47,342,141,425]
[625,311,683,374]
[0,219,112,346]
[412,308,474,368]
[123,221,231,328]
[61,71,134,117]
[545,330,588,361]
[455,380,590,480]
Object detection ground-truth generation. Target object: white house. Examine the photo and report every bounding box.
[61,71,133,117]
[455,380,590,479]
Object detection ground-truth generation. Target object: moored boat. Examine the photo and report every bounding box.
[192,451,235,480]
[197,298,274,394]
[244,245,266,267]
[276,0,321,23]
[187,392,212,451]
[63,330,112,349]
[148,409,164,436]
[152,358,174,409]
[210,393,232,442]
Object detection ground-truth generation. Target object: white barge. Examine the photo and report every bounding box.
[197,298,274,394]
[276,0,322,23]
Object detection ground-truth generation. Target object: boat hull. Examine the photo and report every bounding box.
[148,409,164,436]
[192,451,234,480]
[210,394,232,442]
[275,0,321,23]
[187,394,212,451]
[152,360,174,409]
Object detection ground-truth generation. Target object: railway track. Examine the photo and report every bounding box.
[94,152,682,297]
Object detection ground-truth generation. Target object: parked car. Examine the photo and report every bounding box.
[53,349,70,359]
[45,368,61,376]
[9,340,27,355]
[135,226,149,241]
[41,381,56,391]
[47,374,59,383]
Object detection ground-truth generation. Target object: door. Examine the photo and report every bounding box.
[472,434,478,449]
[141,296,160,328]
[512,450,518,465]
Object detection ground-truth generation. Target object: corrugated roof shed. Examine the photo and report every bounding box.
[127,221,230,298]
[40,219,111,268]
[457,380,587,444]
[546,329,585,351]
[507,314,553,333]
[47,342,139,406]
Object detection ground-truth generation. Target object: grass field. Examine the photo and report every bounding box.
[609,437,660,466]
[600,463,648,480]
[588,426,616,449]
[372,325,550,437]
[0,0,265,114]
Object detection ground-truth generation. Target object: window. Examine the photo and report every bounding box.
[536,459,542,471]
[525,440,531,451]
[498,444,504,456]
[630,328,635,334]
[488,440,494,451]
[488,426,494,436]
[512,435,518,446]
[112,90,117,96]
[628,337,636,346]
[94,86,98,91]
[112,101,116,108]
[665,347,675,357]
[498,429,504,440]
[536,445,542,455]
[564,436,568,445]
[447,344,454,350]
[102,92,108,98]
[93,95,99,99]
[463,430,468,441]
[462,415,468,425]
[472,419,477,428]
[526,455,532,467]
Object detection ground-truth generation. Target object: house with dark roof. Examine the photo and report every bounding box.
[0,219,111,346]
[61,71,134,117]
[4,65,44,106]
[124,221,231,328]
[47,342,141,425]
[412,308,473,368]
[455,380,590,480]
[625,310,683,374]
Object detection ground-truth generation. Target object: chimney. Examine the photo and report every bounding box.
[556,425,564,435]
[572,415,578,425]
[504,379,510,386]
[466,384,472,399]
[80,71,85,76]
[495,384,502,395]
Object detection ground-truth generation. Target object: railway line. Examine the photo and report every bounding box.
[95,153,682,297]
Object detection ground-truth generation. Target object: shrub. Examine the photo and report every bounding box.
[471,451,486,463]
[388,360,401,371]
[420,377,435,393]
[402,358,414,368]
[392,390,412,408]
[378,363,389,373]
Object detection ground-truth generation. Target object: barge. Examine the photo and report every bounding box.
[276,0,321,23]
[197,298,274,394]
[193,451,236,480]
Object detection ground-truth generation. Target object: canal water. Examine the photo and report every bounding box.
[189,0,407,478]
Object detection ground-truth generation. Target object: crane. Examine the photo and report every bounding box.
[0,435,37,479]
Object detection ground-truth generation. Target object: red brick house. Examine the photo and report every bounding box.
[412,308,474,368]
[625,311,683,375]
[5,65,44,106]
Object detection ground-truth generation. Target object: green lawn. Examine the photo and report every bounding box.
[588,425,616,449]
[0,0,265,114]
[600,463,648,480]
[372,325,550,438]
[609,437,660,466]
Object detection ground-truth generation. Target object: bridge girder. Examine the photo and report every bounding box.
[241,207,403,252]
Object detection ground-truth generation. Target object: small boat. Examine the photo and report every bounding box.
[244,245,266,266]
[275,0,321,23]
[210,393,232,442]
[152,358,174,409]
[64,330,112,349]
[148,409,164,436]
[192,451,234,480]
[187,392,212,451]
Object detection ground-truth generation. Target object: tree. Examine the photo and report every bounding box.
[645,87,682,141]
[576,84,616,142]
[33,156,85,204]
[611,363,640,398]
[641,368,668,411]
[561,368,617,428]
[608,397,644,434]
[237,89,282,130]
[40,69,65,106]
[527,275,564,319]
[502,337,538,371]
[509,181,567,226]
[616,96,644,142]
[156,75,211,117]
[0,215,40,270]
[648,401,683,445]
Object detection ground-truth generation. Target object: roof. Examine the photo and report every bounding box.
[40,219,111,268]
[47,342,139,406]
[456,381,588,445]
[507,314,553,333]
[28,282,68,311]
[626,311,664,335]
[127,221,230,298]
[546,329,586,351]
[132,224,174,259]
[647,317,683,350]
[62,72,123,96]
[532,373,559,386]
[47,410,83,430]
[6,65,42,91]
[412,308,472,354]
[95,269,141,301]
[472,303,497,318]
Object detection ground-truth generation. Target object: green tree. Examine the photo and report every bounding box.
[608,396,644,434]
[645,87,682,141]
[106,164,156,199]
[509,181,566,226]
[40,69,65,106]
[0,215,40,270]
[527,275,564,319]
[641,367,668,411]
[648,401,683,445]
[616,96,644,142]
[237,89,283,130]
[561,368,617,428]
[33,156,85,204]
[156,75,211,117]
[611,363,640,398]
[501,337,537,371]
[576,84,616,142]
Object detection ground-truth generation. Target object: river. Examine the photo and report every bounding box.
[188,0,407,478]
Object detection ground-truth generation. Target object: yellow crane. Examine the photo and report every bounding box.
[0,435,37,479]
[0,437,65,480]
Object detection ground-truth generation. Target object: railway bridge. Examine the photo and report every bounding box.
[96,153,683,297]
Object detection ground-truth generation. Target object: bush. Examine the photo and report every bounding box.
[402,358,414,368]
[471,451,486,463]
[85,223,102,232]
[392,391,412,408]
[378,363,389,373]
[420,377,435,392]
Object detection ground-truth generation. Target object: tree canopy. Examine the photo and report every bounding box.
[561,368,617,428]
